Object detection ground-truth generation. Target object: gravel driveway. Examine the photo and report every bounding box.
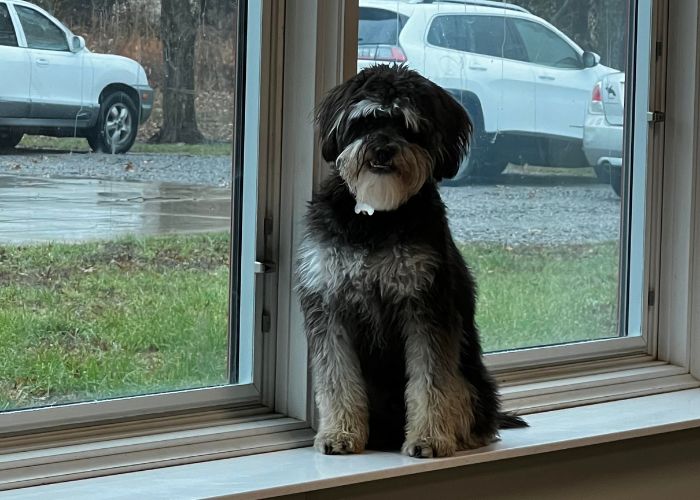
[440,181,620,246]
[1,151,621,246]
[1,150,232,187]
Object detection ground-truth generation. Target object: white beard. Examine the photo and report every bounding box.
[336,139,432,213]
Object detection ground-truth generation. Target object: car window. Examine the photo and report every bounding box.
[426,14,526,61]
[509,18,581,69]
[359,7,408,45]
[15,5,69,51]
[0,3,18,46]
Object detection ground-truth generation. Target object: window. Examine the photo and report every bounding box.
[3,0,700,492]
[0,3,17,47]
[15,6,69,51]
[0,0,258,428]
[357,0,642,361]
[510,18,582,69]
[358,7,410,63]
[359,7,408,45]
[427,14,526,61]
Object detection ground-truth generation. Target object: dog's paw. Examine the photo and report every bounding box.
[315,430,366,455]
[402,436,456,458]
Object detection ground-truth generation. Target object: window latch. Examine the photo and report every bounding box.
[647,111,665,123]
[254,261,276,274]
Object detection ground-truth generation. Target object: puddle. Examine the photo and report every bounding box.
[0,175,231,244]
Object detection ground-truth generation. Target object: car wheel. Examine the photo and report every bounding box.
[593,163,612,184]
[610,167,622,197]
[87,91,138,154]
[442,132,508,186]
[0,131,23,150]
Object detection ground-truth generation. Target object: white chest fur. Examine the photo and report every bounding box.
[297,238,439,301]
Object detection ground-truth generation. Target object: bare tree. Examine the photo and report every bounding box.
[151,0,205,144]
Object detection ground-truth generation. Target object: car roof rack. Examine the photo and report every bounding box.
[408,0,529,14]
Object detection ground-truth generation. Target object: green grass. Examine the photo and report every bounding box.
[0,235,619,410]
[18,135,233,156]
[463,242,619,352]
[0,233,231,410]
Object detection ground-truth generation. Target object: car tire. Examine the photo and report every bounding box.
[593,163,612,184]
[441,100,509,187]
[610,167,622,197]
[87,91,138,154]
[0,131,23,150]
[443,143,508,186]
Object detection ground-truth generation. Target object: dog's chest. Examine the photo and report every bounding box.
[298,238,438,301]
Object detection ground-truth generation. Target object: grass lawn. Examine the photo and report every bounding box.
[0,235,618,410]
[463,242,619,352]
[0,233,231,411]
[17,135,233,156]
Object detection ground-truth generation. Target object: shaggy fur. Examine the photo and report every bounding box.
[296,65,526,458]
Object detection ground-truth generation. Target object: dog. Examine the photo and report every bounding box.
[296,65,526,459]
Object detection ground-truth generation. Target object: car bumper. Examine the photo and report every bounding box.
[582,114,623,167]
[135,85,154,124]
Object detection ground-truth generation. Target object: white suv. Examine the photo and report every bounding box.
[0,0,153,153]
[358,0,617,182]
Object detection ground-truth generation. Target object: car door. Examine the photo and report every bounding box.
[509,17,596,141]
[421,13,535,136]
[13,3,84,120]
[0,2,30,118]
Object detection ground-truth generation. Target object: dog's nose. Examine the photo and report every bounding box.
[373,146,397,165]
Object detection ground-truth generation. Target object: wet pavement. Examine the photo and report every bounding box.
[0,175,231,244]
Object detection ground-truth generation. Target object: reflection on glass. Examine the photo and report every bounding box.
[0,0,237,411]
[357,0,630,351]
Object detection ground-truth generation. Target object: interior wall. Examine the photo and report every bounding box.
[281,428,700,500]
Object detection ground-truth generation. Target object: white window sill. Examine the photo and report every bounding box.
[9,388,700,500]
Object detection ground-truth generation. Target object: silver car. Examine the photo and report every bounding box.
[583,71,625,195]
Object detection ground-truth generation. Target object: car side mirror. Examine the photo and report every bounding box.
[70,35,86,53]
[582,51,600,68]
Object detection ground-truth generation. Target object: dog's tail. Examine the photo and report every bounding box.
[497,411,528,429]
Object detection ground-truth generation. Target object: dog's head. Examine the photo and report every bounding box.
[315,64,472,213]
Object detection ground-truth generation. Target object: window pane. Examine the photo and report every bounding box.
[0,0,244,411]
[428,15,505,58]
[0,3,18,47]
[356,0,640,352]
[359,7,407,45]
[510,18,581,68]
[16,6,69,51]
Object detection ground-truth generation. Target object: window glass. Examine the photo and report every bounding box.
[427,14,522,60]
[1,0,245,412]
[510,18,581,68]
[16,6,69,51]
[0,3,17,47]
[356,0,636,352]
[359,7,408,45]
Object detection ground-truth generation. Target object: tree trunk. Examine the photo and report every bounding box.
[151,0,205,144]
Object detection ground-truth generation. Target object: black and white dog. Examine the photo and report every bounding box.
[296,65,525,459]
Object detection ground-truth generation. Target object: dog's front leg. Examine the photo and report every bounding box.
[306,305,369,455]
[401,312,473,458]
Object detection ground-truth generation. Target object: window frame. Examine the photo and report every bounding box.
[0,0,270,435]
[484,0,655,371]
[4,0,700,492]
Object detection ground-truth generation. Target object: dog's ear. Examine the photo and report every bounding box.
[430,88,473,181]
[314,76,364,163]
